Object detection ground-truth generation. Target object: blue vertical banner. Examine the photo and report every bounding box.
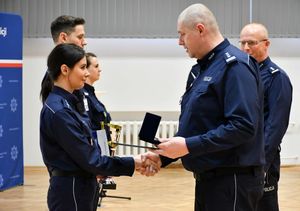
[0,13,23,191]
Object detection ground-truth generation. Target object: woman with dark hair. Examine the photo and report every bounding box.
[83,52,111,136]
[40,43,155,211]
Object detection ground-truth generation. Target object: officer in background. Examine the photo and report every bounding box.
[40,15,87,103]
[40,43,158,211]
[240,23,293,211]
[82,52,113,210]
[144,3,265,211]
[50,15,87,48]
[83,52,111,141]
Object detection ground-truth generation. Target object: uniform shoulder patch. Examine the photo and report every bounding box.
[45,93,73,114]
[269,66,280,74]
[224,52,237,64]
[62,99,71,109]
[44,98,67,114]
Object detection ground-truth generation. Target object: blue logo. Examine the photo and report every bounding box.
[10,98,17,112]
[11,145,18,160]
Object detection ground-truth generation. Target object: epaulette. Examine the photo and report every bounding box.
[224,52,237,64]
[44,97,70,114]
[269,66,280,74]
[62,99,71,109]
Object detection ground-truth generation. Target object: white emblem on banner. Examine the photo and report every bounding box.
[0,27,7,37]
[0,175,3,188]
[11,145,18,160]
[10,98,17,112]
[0,125,3,137]
[0,75,3,88]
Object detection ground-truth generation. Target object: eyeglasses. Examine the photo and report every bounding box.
[239,39,268,47]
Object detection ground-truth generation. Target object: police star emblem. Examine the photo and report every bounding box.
[11,145,18,160]
[10,98,17,112]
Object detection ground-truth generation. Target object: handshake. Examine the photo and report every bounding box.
[132,136,190,176]
[134,152,162,176]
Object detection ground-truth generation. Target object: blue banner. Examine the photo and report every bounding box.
[0,13,23,191]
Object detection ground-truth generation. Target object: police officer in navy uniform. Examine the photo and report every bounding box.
[143,4,265,211]
[240,23,293,211]
[40,15,87,103]
[40,44,158,211]
[82,52,111,139]
[80,52,113,210]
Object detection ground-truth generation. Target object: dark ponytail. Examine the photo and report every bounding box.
[40,71,53,103]
[40,43,85,103]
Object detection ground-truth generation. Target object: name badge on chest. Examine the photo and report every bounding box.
[83,97,89,111]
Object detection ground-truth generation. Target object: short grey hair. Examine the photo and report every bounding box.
[178,4,219,33]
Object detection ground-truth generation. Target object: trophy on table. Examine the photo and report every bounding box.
[107,123,122,156]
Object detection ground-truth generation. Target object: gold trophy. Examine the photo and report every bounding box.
[97,123,131,208]
[107,123,122,156]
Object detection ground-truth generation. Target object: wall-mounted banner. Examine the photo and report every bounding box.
[0,13,23,191]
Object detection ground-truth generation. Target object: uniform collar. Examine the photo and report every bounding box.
[84,83,95,93]
[52,86,80,107]
[259,56,271,68]
[196,38,230,70]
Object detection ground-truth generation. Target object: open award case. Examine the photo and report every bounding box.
[138,112,161,146]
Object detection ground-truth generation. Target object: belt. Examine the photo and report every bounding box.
[50,169,94,178]
[194,166,263,181]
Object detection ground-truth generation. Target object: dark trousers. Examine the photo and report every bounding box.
[194,169,264,211]
[92,181,101,211]
[257,170,280,211]
[48,176,97,211]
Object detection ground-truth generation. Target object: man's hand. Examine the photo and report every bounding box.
[96,175,107,182]
[152,136,189,159]
[140,151,162,176]
[134,152,161,176]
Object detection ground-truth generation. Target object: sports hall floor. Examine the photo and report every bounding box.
[0,165,299,211]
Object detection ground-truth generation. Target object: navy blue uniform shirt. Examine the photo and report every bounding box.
[40,86,134,176]
[162,39,265,173]
[82,83,112,131]
[259,57,292,172]
[185,64,200,90]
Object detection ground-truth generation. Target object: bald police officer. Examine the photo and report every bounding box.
[144,4,266,211]
[240,23,293,211]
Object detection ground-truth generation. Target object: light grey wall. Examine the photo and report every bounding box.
[1,0,300,38]
[252,0,300,37]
